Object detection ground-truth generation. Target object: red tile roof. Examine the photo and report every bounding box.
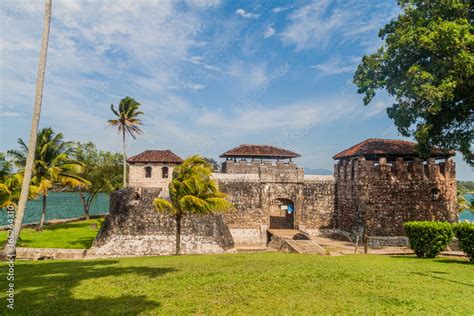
[220,144,300,159]
[332,138,454,160]
[127,150,183,164]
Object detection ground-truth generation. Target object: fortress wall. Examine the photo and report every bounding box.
[335,157,458,236]
[91,188,235,256]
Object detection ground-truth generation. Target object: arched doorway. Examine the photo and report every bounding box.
[269,198,295,229]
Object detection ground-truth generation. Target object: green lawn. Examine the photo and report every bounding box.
[0,253,472,315]
[0,219,103,249]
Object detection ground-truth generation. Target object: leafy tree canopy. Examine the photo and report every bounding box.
[354,0,473,163]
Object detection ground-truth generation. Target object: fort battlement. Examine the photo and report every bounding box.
[222,160,302,174]
[335,157,455,182]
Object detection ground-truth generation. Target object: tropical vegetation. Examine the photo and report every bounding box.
[8,128,89,228]
[153,155,233,254]
[354,0,473,163]
[74,142,122,219]
[108,96,144,188]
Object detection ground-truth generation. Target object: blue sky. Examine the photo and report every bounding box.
[0,0,472,180]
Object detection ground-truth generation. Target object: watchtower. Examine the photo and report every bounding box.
[333,138,457,237]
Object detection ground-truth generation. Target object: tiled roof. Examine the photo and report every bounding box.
[127,150,183,163]
[332,138,454,160]
[220,144,300,159]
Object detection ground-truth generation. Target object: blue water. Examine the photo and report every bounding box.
[0,192,109,225]
[459,193,474,222]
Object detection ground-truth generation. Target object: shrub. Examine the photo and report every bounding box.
[403,221,453,258]
[453,222,474,262]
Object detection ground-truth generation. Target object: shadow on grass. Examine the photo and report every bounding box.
[2,260,174,314]
[411,272,474,288]
[69,237,95,248]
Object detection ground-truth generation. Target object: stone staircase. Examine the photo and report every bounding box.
[267,229,326,255]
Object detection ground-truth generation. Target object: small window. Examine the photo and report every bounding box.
[431,188,440,201]
[162,167,169,179]
[145,166,152,178]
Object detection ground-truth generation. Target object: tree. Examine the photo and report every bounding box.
[108,96,144,188]
[9,128,89,228]
[353,0,473,163]
[7,0,52,259]
[0,173,40,209]
[153,155,233,255]
[74,142,122,219]
[0,152,13,181]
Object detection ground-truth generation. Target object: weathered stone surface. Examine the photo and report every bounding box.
[214,167,336,246]
[92,187,235,256]
[334,157,458,237]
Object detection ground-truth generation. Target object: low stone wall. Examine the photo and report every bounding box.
[92,188,235,256]
[16,248,87,260]
[367,236,409,248]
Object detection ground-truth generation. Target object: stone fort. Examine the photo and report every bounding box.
[92,139,457,256]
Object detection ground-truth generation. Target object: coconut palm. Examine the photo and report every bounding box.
[153,155,233,255]
[0,173,41,209]
[0,152,13,181]
[108,96,144,188]
[7,0,52,258]
[9,128,89,228]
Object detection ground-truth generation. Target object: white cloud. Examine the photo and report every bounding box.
[272,6,291,14]
[281,0,398,50]
[235,8,259,19]
[226,61,269,91]
[312,56,361,77]
[263,25,275,38]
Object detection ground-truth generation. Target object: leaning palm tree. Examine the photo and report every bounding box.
[9,128,90,228]
[153,155,233,255]
[108,96,144,188]
[7,0,52,259]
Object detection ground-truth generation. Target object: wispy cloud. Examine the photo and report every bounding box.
[235,8,259,19]
[312,56,361,77]
[281,0,398,50]
[263,25,275,38]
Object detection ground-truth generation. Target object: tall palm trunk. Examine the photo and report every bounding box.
[39,194,47,228]
[6,0,52,259]
[175,214,182,255]
[122,129,127,188]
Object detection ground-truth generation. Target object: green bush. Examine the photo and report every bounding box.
[403,221,453,258]
[453,222,474,262]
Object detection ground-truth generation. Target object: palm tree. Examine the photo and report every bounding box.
[7,0,52,259]
[108,96,144,188]
[9,128,90,228]
[0,173,41,209]
[153,155,233,255]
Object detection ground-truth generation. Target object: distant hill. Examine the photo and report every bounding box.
[304,167,333,175]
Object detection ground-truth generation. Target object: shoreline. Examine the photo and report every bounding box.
[0,214,108,231]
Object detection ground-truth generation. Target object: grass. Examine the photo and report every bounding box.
[0,219,103,249]
[0,253,472,315]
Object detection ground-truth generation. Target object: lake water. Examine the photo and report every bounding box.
[1,192,473,226]
[0,192,109,226]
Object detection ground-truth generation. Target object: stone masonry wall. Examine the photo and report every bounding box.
[335,157,458,236]
[128,163,178,190]
[91,187,235,256]
[214,171,336,246]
